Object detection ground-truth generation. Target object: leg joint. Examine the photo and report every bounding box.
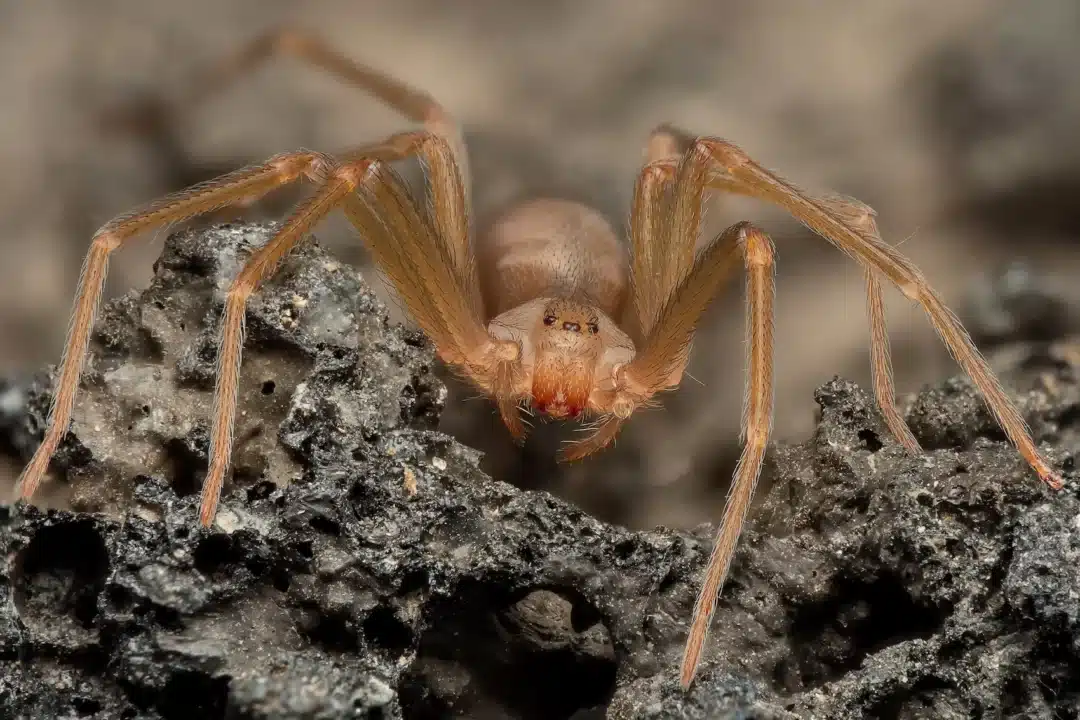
[735,223,775,267]
[646,123,691,163]
[269,151,329,183]
[334,160,380,189]
[695,137,749,172]
[643,159,678,184]
[92,230,123,252]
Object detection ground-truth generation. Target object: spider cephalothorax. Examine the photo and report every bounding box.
[486,296,633,421]
[15,27,1062,690]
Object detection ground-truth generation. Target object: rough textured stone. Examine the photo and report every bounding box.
[0,223,1076,719]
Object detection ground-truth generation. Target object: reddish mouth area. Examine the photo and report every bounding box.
[531,361,589,420]
[532,398,583,419]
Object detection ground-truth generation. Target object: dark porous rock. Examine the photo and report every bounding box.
[0,222,1077,719]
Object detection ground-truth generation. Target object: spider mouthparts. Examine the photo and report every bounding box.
[531,357,590,421]
[531,399,582,419]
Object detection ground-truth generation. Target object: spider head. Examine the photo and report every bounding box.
[486,298,637,424]
[530,300,604,419]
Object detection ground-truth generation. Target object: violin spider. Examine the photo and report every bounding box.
[14,28,1062,688]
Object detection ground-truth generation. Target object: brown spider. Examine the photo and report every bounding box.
[14,28,1062,688]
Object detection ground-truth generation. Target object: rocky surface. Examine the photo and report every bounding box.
[0,222,1077,719]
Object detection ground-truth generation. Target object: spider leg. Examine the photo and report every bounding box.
[630,123,739,354]
[557,414,624,463]
[680,222,775,689]
[101,27,472,271]
[215,28,473,284]
[337,144,491,368]
[215,27,466,173]
[680,137,1060,490]
[202,136,517,525]
[336,130,473,285]
[624,136,1060,688]
[626,154,677,340]
[645,123,698,165]
[571,147,781,685]
[14,152,329,504]
[702,175,923,451]
[200,157,372,526]
[562,135,744,462]
[338,152,523,434]
[627,125,704,347]
[560,216,746,462]
[866,268,922,452]
[625,141,750,394]
[815,193,922,452]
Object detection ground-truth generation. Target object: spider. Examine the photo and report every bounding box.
[14,28,1062,688]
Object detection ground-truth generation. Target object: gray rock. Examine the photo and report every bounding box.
[0,222,1076,718]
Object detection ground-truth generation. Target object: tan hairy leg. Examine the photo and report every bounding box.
[866,269,921,452]
[101,26,473,271]
[16,152,330,502]
[199,156,370,525]
[679,224,775,688]
[203,133,497,525]
[682,137,1060,489]
[663,136,1061,688]
[813,192,921,452]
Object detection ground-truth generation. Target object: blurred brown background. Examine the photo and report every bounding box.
[2,0,1078,531]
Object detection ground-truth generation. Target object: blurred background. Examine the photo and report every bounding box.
[1,0,1078,531]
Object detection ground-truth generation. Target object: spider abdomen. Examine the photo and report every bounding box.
[477,197,628,319]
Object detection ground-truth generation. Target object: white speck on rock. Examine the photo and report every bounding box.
[0,385,24,415]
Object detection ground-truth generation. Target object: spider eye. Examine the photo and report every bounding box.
[543,315,556,326]
[587,322,599,335]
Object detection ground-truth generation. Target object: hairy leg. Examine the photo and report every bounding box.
[627,125,703,352]
[560,217,745,462]
[103,26,473,270]
[626,155,677,341]
[562,131,742,461]
[203,135,501,525]
[15,152,331,502]
[338,130,473,283]
[866,268,921,452]
[645,123,697,165]
[814,193,921,452]
[684,137,1059,488]
[678,223,775,688]
[560,129,693,462]
[200,157,365,525]
[659,136,1061,687]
